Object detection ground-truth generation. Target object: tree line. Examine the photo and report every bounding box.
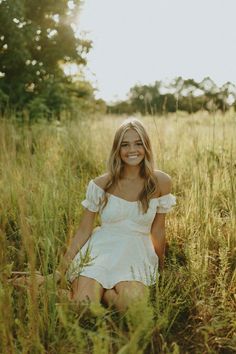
[108,77,236,115]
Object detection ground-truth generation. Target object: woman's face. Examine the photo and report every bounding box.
[119,129,145,166]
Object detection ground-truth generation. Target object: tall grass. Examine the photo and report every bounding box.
[0,111,235,353]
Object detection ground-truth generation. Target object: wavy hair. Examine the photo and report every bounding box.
[102,118,158,213]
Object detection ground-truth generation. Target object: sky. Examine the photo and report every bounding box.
[76,0,236,102]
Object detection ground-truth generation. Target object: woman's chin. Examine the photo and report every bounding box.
[123,159,143,167]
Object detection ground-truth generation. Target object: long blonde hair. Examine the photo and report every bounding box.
[102,118,158,213]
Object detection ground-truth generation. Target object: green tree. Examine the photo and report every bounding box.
[0,0,92,118]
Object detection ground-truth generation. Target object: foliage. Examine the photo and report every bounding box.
[0,0,103,120]
[108,77,236,115]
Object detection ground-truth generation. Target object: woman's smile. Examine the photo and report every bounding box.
[128,154,139,158]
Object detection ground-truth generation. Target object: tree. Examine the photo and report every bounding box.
[0,0,92,118]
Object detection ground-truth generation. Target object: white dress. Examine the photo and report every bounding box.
[67,180,176,289]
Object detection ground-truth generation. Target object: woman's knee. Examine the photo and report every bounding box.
[71,276,104,304]
[115,281,148,304]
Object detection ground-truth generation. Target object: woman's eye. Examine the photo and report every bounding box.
[121,142,143,147]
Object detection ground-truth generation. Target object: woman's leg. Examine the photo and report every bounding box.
[102,281,148,312]
[10,273,104,308]
[70,275,105,306]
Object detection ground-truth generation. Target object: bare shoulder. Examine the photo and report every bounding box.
[93,172,111,189]
[154,170,172,195]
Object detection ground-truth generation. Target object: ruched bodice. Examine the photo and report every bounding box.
[67,180,176,289]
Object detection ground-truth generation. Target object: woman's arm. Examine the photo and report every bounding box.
[57,209,96,277]
[151,213,166,270]
[151,170,172,270]
[10,209,96,287]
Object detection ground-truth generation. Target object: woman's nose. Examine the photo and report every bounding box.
[128,144,136,152]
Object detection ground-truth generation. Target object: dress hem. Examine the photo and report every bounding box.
[68,273,157,289]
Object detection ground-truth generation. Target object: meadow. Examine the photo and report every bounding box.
[0,111,235,354]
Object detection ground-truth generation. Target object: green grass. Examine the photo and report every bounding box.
[0,111,235,353]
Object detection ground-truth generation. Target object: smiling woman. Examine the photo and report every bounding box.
[62,117,176,312]
[11,117,176,313]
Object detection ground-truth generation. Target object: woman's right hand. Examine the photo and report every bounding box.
[11,273,45,287]
[10,271,62,288]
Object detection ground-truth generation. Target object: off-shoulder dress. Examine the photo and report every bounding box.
[67,180,176,289]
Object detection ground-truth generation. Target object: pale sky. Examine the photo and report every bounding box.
[77,0,236,102]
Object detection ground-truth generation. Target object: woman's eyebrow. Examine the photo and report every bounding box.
[121,139,142,143]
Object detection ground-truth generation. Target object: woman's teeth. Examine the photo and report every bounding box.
[128,155,138,159]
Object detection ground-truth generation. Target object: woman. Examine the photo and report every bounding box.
[13,118,176,312]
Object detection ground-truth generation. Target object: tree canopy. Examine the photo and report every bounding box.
[0,0,102,119]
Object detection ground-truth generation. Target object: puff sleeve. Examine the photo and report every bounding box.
[156,193,176,213]
[81,180,105,212]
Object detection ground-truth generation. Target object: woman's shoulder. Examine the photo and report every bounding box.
[93,172,111,190]
[154,169,172,195]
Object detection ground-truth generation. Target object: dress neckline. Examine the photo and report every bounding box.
[91,180,170,204]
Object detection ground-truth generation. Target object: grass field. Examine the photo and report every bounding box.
[0,111,235,353]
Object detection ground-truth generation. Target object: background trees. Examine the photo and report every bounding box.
[108,77,236,115]
[1,1,236,119]
[0,0,103,119]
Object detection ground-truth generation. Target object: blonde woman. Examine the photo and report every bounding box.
[12,118,176,312]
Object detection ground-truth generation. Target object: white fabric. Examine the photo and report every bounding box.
[67,180,176,289]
